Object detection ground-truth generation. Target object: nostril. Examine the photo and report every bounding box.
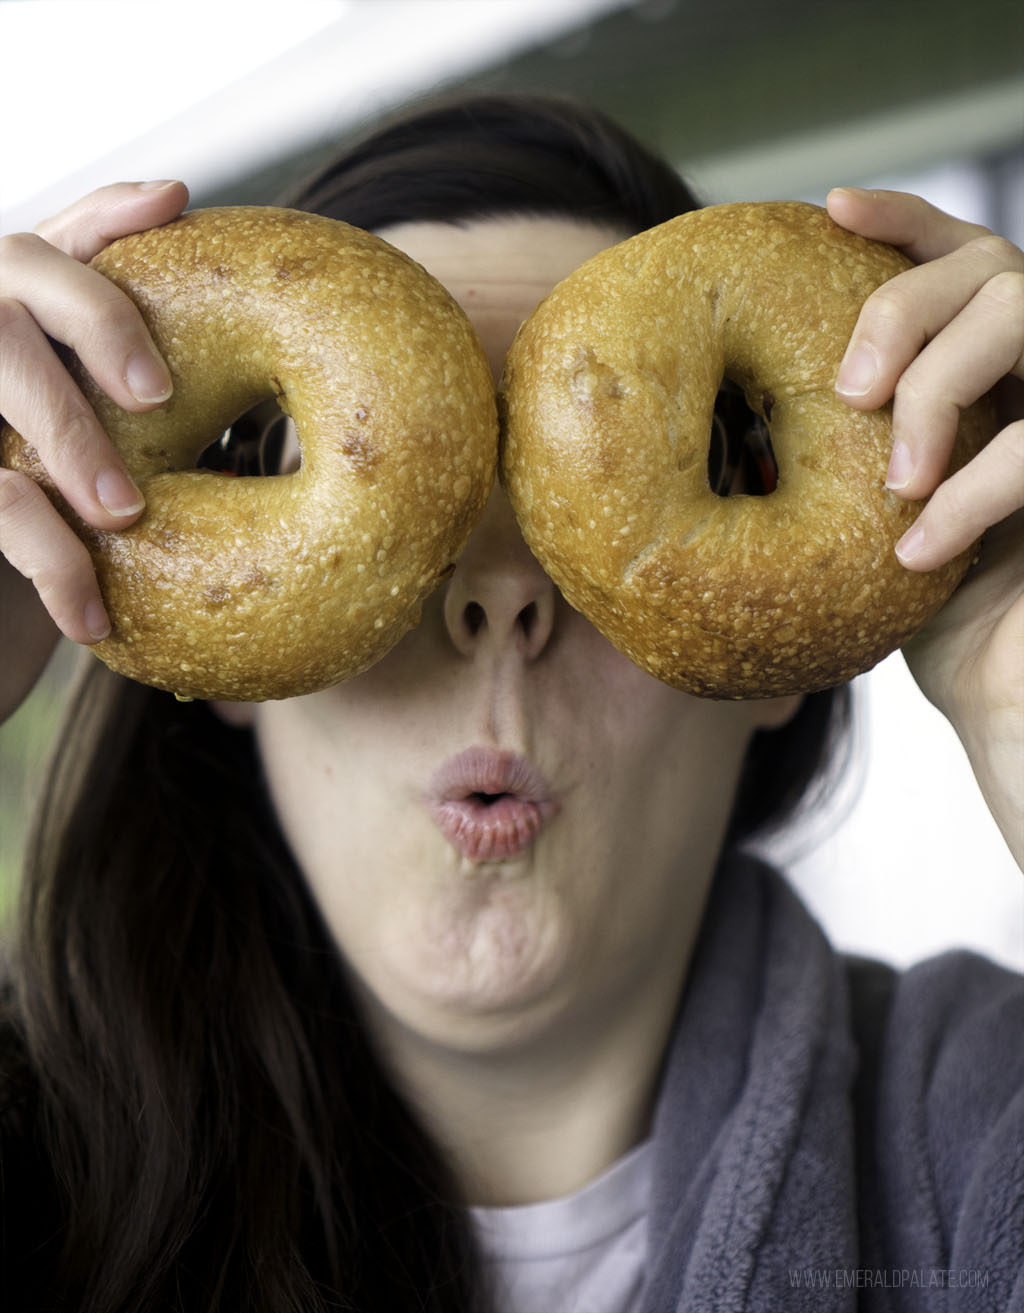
[448,591,553,656]
[463,601,486,636]
[518,601,538,639]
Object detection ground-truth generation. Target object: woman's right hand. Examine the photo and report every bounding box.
[0,179,189,721]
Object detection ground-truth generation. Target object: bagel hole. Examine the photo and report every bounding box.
[708,381,778,496]
[198,400,292,476]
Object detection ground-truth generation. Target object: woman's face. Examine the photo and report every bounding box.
[230,216,796,1055]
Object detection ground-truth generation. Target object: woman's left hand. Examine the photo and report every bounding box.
[827,187,1023,865]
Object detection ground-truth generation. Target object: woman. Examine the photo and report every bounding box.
[0,95,1021,1312]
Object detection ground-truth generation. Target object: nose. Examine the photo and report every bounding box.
[443,484,557,661]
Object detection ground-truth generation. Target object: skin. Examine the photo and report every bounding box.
[0,183,1021,1206]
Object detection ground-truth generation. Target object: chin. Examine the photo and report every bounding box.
[366,874,579,1048]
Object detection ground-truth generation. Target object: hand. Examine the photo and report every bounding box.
[827,187,1023,863]
[0,180,188,717]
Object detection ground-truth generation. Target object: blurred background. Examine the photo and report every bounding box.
[1,0,1022,967]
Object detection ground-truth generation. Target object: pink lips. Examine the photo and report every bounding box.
[427,748,559,863]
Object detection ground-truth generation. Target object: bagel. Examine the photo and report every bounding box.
[2,207,497,701]
[500,201,993,698]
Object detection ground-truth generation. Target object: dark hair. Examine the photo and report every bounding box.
[4,666,479,1311]
[2,94,852,1310]
[283,92,698,232]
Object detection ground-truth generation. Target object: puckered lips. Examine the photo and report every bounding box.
[426,747,560,863]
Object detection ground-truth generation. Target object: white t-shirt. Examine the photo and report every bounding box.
[470,1140,652,1313]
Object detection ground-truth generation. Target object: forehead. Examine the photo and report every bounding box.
[375,215,624,379]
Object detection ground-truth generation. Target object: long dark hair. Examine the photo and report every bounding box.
[2,94,851,1310]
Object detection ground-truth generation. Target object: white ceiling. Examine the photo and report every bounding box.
[0,0,626,233]
[5,0,1020,237]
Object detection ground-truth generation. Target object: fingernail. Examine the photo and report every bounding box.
[895,522,925,565]
[137,179,179,191]
[96,467,145,517]
[84,597,111,642]
[836,345,879,398]
[124,348,173,404]
[885,440,914,491]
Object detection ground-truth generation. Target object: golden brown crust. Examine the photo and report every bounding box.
[2,207,497,701]
[500,201,993,698]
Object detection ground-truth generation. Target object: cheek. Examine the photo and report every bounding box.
[253,701,368,870]
[251,703,418,963]
[252,708,323,858]
[559,624,756,770]
[558,635,769,864]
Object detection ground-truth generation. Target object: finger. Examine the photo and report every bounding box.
[0,468,110,644]
[833,235,1024,412]
[0,297,145,528]
[32,179,189,263]
[893,419,1024,572]
[826,186,991,265]
[886,270,1024,500]
[0,233,174,410]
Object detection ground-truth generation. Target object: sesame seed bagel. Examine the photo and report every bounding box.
[2,207,497,701]
[500,201,992,698]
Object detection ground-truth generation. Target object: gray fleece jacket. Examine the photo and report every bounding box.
[641,852,1024,1313]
